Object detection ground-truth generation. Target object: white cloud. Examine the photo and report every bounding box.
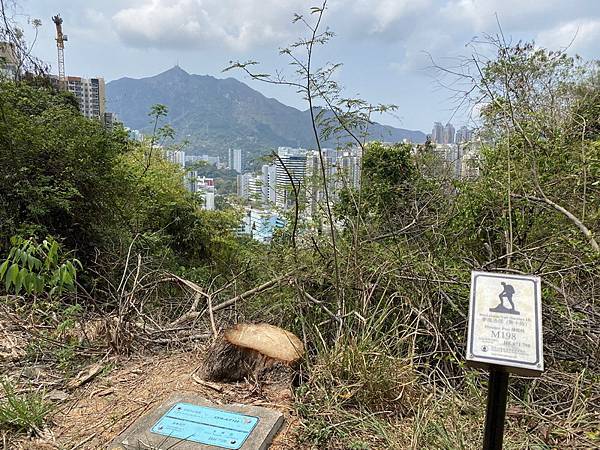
[342,0,432,35]
[440,0,594,32]
[72,9,118,42]
[111,0,600,66]
[112,0,307,51]
[536,19,600,55]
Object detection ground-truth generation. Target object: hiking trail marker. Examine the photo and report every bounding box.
[109,393,283,450]
[465,271,544,450]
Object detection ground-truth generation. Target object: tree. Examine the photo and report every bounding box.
[0,81,129,255]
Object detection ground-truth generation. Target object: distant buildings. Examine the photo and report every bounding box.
[431,122,443,144]
[0,40,113,126]
[430,141,480,179]
[0,42,18,78]
[443,123,455,144]
[51,76,106,120]
[164,150,185,169]
[233,138,480,241]
[228,148,242,173]
[261,164,277,204]
[187,173,215,210]
[48,74,115,127]
[237,172,262,200]
[455,126,473,144]
[236,146,362,213]
[431,122,473,145]
[432,144,461,177]
[186,154,220,167]
[275,147,308,209]
[240,208,286,243]
[128,129,144,142]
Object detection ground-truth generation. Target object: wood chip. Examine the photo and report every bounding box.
[67,363,104,390]
[192,373,224,392]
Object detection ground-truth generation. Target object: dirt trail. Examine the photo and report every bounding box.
[14,350,300,449]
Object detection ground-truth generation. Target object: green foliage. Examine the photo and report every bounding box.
[0,236,80,296]
[361,142,414,212]
[0,81,245,286]
[0,379,52,434]
[1,11,599,449]
[0,81,130,257]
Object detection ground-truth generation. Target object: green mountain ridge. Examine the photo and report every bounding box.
[106,66,426,157]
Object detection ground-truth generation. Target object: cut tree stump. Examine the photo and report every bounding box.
[201,323,305,382]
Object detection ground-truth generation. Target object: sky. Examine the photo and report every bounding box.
[12,0,600,132]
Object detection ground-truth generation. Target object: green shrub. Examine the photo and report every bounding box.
[0,236,80,296]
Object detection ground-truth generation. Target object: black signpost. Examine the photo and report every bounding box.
[482,368,509,450]
[466,271,544,450]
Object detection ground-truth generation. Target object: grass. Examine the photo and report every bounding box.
[0,379,52,434]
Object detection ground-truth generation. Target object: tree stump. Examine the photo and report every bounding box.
[201,323,305,382]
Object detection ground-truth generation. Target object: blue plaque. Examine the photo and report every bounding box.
[150,402,259,449]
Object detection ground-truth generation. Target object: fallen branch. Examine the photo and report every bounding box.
[170,272,292,326]
[192,373,224,392]
[163,273,211,300]
[212,272,291,312]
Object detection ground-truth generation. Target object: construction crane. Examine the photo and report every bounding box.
[52,14,67,89]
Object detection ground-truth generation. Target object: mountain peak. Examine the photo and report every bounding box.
[106,68,427,153]
[160,65,189,77]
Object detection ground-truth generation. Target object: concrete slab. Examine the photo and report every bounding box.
[108,393,283,450]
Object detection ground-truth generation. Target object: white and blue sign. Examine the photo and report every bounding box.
[151,402,259,449]
[466,271,544,376]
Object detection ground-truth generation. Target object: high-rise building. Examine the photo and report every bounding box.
[459,142,480,179]
[443,123,455,144]
[455,126,473,144]
[61,76,106,121]
[340,149,362,189]
[275,147,307,209]
[237,173,251,199]
[187,173,215,210]
[0,42,18,78]
[261,164,277,204]
[164,150,186,169]
[228,148,242,173]
[237,172,262,201]
[431,122,443,143]
[103,112,115,130]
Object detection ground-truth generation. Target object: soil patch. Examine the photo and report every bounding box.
[14,350,301,449]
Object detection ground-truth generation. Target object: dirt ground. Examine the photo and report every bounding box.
[9,350,301,450]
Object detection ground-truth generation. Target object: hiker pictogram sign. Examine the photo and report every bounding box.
[466,271,544,376]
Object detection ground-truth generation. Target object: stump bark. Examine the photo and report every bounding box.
[201,323,304,382]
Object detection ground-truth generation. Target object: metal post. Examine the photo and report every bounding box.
[482,368,509,450]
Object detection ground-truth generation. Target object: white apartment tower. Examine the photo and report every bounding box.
[455,126,473,143]
[164,150,186,169]
[228,148,242,173]
[261,164,277,204]
[0,42,18,78]
[275,147,307,209]
[443,123,455,144]
[64,76,106,120]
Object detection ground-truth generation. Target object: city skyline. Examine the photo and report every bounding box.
[14,0,600,132]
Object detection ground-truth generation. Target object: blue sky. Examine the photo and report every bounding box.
[14,0,600,132]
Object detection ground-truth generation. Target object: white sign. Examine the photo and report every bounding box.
[466,271,543,376]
